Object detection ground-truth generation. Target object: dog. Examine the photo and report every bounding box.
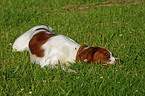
[13,25,117,73]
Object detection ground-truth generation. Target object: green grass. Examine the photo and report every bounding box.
[0,0,145,95]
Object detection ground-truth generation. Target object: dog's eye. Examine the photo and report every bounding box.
[103,53,108,56]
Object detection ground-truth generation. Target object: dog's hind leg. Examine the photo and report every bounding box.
[52,65,77,74]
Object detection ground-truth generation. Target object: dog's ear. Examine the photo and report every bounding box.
[77,47,99,63]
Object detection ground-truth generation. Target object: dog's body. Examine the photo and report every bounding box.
[29,33,81,67]
[13,25,117,73]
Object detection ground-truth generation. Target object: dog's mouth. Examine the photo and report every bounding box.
[102,64,108,66]
[102,58,123,67]
[102,57,118,66]
[106,57,118,65]
[102,63,109,68]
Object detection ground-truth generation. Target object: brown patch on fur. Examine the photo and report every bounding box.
[93,47,110,63]
[29,32,56,57]
[76,47,110,64]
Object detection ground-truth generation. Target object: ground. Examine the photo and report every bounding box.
[0,0,145,95]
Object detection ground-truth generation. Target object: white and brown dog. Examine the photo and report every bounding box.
[13,25,117,73]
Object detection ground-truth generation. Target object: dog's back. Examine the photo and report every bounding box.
[12,25,54,52]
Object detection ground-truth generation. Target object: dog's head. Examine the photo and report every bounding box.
[76,46,117,64]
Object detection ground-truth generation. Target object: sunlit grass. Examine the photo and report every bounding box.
[0,0,145,95]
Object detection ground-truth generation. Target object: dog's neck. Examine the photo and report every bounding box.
[76,45,88,61]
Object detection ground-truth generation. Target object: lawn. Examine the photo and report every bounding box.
[0,0,145,95]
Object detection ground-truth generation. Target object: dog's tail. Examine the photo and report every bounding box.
[12,25,55,52]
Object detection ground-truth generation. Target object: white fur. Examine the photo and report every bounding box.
[107,50,116,64]
[13,25,116,70]
[29,35,81,67]
[13,25,54,52]
[13,25,81,68]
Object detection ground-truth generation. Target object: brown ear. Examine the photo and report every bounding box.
[77,47,99,63]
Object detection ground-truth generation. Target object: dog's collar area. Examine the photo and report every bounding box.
[76,45,88,61]
[77,45,88,54]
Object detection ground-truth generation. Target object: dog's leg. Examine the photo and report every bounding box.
[41,62,77,74]
[52,65,77,74]
[40,55,77,74]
